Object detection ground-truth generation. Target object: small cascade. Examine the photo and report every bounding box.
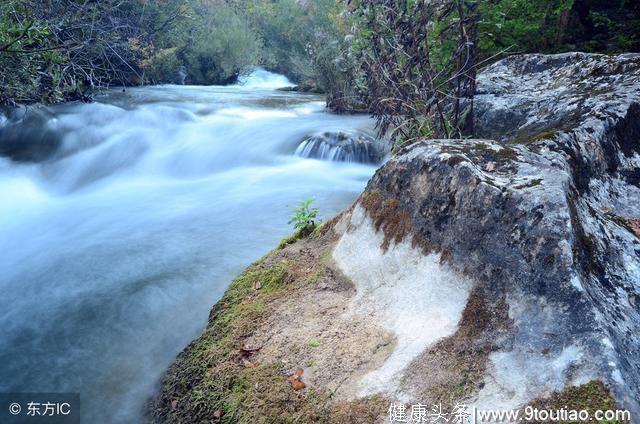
[235,67,294,89]
[295,132,384,164]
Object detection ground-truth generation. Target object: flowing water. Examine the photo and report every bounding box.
[0,70,377,423]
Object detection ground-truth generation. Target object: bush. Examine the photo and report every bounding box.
[143,48,183,84]
[180,4,263,85]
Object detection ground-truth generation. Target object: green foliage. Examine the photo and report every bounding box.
[2,0,637,107]
[478,0,575,54]
[143,48,183,84]
[288,198,319,235]
[478,0,640,56]
[0,0,350,103]
[0,0,186,104]
[179,3,264,84]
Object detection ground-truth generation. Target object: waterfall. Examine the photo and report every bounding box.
[235,67,294,89]
[295,132,384,164]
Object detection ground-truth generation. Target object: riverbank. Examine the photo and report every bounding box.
[152,210,620,423]
[151,216,393,422]
[151,53,640,423]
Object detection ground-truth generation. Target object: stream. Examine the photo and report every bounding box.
[0,69,378,423]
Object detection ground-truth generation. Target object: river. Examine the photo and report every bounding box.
[0,70,377,423]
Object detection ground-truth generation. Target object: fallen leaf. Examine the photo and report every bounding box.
[171,400,177,411]
[213,410,221,420]
[484,162,495,172]
[252,281,262,290]
[290,378,306,390]
[288,368,306,390]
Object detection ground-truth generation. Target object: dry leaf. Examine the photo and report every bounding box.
[289,368,306,390]
[252,281,262,290]
[484,162,495,172]
[171,400,177,411]
[213,410,221,420]
[290,378,306,390]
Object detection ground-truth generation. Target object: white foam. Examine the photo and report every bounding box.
[235,67,294,89]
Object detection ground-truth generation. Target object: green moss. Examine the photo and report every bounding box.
[496,146,518,160]
[278,233,298,249]
[153,239,389,423]
[514,178,543,189]
[153,260,293,423]
[310,221,328,239]
[447,155,466,167]
[510,130,561,145]
[530,380,622,424]
[278,216,334,249]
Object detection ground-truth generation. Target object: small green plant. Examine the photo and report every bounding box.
[308,338,320,348]
[288,198,319,236]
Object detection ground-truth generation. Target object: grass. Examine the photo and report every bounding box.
[152,232,389,423]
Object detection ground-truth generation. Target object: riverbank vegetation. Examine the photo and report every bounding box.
[1,0,638,110]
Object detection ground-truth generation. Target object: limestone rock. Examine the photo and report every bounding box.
[336,52,640,413]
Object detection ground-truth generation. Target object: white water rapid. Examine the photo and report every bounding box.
[0,70,377,423]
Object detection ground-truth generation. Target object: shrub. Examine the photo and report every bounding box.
[143,48,183,84]
[180,4,264,85]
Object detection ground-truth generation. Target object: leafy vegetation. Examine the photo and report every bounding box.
[0,0,169,104]
[344,0,480,145]
[479,0,640,55]
[0,0,350,105]
[0,0,637,109]
[288,198,320,236]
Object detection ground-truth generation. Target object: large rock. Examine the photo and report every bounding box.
[351,52,640,412]
[0,106,62,162]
